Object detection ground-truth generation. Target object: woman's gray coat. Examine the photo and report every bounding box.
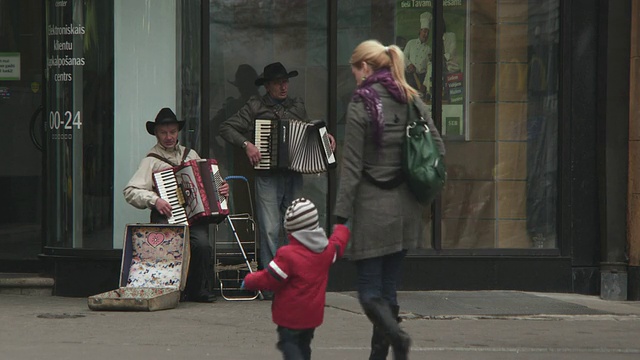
[334,83,444,261]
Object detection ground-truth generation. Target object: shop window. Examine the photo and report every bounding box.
[112,0,198,248]
[336,0,559,250]
[208,1,330,228]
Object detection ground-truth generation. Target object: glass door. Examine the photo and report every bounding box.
[44,0,114,250]
[0,0,44,262]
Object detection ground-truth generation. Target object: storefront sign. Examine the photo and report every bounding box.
[0,53,20,81]
[46,0,85,140]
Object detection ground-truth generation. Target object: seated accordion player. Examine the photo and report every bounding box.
[253,118,336,174]
[152,159,229,225]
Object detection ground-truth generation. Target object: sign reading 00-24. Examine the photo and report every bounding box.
[49,110,82,140]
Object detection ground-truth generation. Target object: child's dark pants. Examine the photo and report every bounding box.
[276,326,315,360]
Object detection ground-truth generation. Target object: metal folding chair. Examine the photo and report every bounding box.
[213,175,262,301]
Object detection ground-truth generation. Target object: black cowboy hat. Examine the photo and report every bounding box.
[254,62,298,86]
[145,107,185,135]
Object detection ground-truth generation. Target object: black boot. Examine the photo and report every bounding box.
[369,304,401,360]
[362,298,411,360]
[369,325,389,360]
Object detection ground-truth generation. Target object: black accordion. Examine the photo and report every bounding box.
[253,119,336,174]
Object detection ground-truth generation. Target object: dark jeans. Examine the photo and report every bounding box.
[276,326,315,360]
[185,223,214,296]
[355,250,407,306]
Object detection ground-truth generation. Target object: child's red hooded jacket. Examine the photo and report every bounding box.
[244,224,350,329]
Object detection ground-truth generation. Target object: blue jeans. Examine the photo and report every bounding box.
[277,326,315,360]
[255,173,302,269]
[355,250,407,306]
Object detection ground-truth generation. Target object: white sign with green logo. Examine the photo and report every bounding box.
[0,53,20,81]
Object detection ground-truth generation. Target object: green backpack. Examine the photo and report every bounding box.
[403,101,447,205]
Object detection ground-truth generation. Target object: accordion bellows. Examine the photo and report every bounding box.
[254,119,336,174]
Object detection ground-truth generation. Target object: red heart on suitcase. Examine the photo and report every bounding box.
[147,233,165,247]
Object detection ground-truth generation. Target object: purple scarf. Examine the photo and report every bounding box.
[352,68,407,149]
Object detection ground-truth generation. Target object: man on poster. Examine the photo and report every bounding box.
[403,11,432,99]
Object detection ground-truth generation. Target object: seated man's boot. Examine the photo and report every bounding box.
[189,289,217,303]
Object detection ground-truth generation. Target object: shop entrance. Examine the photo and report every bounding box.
[0,1,44,267]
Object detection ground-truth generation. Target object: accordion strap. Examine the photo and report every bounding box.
[181,147,191,162]
[146,147,191,167]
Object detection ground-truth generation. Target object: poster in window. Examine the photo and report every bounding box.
[395,0,469,140]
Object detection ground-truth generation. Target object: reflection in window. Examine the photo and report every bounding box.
[209,1,329,228]
[442,1,559,249]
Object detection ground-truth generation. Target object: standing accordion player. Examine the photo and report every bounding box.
[254,118,336,174]
[152,159,229,225]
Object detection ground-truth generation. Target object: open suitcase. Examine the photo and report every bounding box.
[87,224,190,311]
[213,176,262,300]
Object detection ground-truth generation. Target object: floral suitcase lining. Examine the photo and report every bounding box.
[87,224,189,311]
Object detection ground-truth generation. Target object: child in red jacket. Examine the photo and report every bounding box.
[243,198,350,360]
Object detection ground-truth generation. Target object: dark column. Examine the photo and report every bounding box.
[596,0,631,300]
[566,0,601,295]
[628,0,640,302]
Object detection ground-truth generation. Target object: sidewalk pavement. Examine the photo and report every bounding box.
[1,291,640,360]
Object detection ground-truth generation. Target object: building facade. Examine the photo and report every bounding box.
[0,0,638,300]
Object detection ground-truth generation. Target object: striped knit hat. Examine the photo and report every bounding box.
[284,198,319,233]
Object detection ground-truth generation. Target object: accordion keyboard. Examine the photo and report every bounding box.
[153,169,189,225]
[254,119,278,170]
